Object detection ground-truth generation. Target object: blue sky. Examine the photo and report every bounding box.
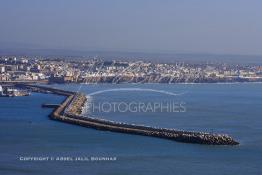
[0,0,261,55]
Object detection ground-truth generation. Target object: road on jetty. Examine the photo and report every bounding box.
[17,84,239,145]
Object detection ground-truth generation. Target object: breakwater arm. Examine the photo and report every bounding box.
[17,84,239,145]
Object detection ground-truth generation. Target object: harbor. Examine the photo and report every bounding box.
[16,83,239,145]
[0,84,30,97]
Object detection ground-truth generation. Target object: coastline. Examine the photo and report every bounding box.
[79,81,262,85]
[2,80,262,86]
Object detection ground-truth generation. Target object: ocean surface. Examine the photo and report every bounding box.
[0,83,262,175]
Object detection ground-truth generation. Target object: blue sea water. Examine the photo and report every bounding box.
[0,83,262,175]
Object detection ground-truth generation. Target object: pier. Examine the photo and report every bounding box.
[17,84,239,145]
[42,104,61,108]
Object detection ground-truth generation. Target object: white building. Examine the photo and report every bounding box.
[0,65,5,73]
[0,85,3,96]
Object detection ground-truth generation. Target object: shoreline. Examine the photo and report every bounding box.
[79,81,262,85]
[2,80,262,87]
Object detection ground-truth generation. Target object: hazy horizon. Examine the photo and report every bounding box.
[0,0,262,57]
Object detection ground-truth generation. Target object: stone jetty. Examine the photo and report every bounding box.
[16,84,239,145]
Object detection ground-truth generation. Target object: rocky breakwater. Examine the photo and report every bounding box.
[17,84,239,145]
[65,93,87,115]
[61,94,239,145]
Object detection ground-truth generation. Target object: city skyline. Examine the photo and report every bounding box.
[1,56,262,84]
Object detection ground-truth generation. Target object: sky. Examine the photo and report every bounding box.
[0,0,262,55]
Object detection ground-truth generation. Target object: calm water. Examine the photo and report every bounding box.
[0,83,262,175]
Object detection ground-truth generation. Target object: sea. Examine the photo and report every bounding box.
[0,83,262,175]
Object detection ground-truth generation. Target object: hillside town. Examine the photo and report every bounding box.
[1,56,262,84]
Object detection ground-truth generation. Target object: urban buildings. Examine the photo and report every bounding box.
[0,56,262,84]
